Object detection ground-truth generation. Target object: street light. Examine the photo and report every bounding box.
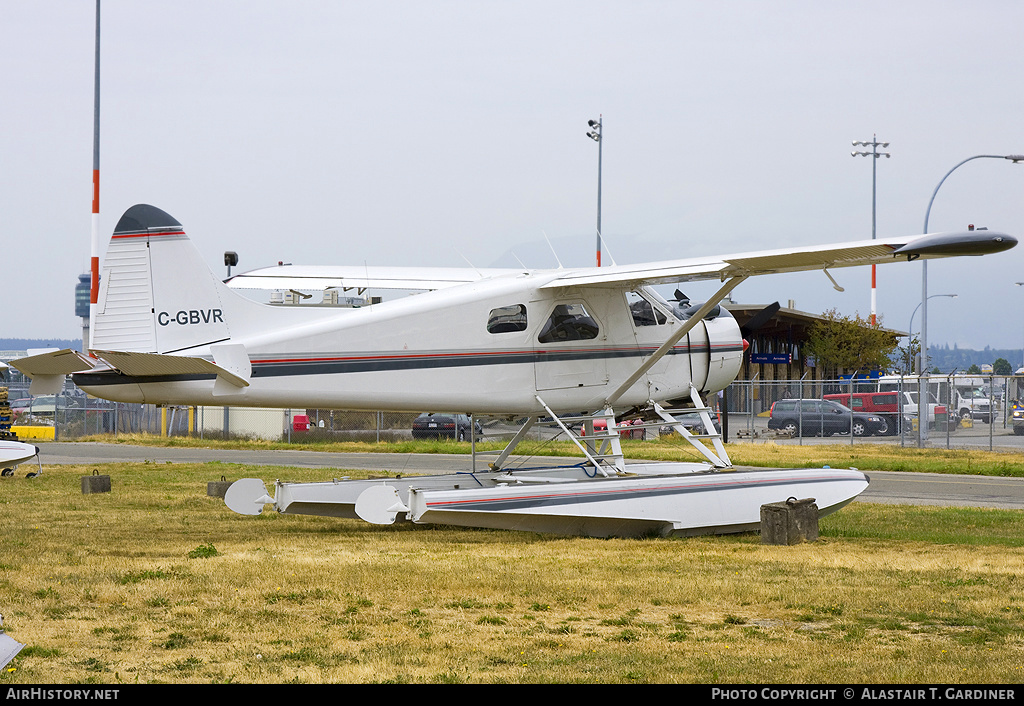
[586,116,603,266]
[907,294,957,373]
[918,153,1024,441]
[852,135,891,326]
[1015,282,1024,372]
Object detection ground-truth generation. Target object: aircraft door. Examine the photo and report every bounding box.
[624,290,685,398]
[534,300,609,391]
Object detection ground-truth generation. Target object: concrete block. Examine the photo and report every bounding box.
[81,470,111,494]
[760,497,818,545]
[207,476,232,498]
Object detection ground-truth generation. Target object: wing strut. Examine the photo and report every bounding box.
[603,275,748,409]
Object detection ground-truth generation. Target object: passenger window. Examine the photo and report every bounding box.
[487,304,528,333]
[538,303,599,343]
[626,292,666,327]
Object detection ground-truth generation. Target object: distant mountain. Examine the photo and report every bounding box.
[926,345,1023,373]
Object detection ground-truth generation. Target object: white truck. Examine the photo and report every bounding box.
[877,375,991,424]
[949,382,992,423]
[874,377,950,429]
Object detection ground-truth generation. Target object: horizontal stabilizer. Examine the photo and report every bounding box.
[10,349,99,377]
[91,350,250,388]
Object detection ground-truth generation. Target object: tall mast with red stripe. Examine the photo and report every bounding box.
[851,135,890,326]
[89,0,101,350]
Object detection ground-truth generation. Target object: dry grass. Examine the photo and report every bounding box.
[84,431,1024,477]
[1,460,1023,683]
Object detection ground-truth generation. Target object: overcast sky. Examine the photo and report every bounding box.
[4,1,1024,356]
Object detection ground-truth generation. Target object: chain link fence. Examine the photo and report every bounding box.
[6,374,1024,451]
[725,373,1023,450]
[3,380,561,445]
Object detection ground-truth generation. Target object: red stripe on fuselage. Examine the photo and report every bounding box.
[111,230,186,239]
[247,342,739,367]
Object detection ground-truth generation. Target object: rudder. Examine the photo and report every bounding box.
[92,204,233,354]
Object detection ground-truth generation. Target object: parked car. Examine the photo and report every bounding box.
[899,391,950,429]
[823,392,901,436]
[767,398,887,437]
[819,391,949,435]
[412,413,482,441]
[587,417,647,440]
[659,412,722,437]
[10,395,79,419]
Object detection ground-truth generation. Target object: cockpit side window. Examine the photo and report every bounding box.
[537,302,599,343]
[626,291,667,327]
[487,304,528,333]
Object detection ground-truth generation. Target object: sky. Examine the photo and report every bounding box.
[3,1,1024,355]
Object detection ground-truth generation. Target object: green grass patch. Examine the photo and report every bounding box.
[78,432,1024,478]
[821,503,1024,546]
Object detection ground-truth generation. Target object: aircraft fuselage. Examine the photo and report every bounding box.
[73,273,743,416]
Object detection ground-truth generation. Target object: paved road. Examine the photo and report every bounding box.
[32,441,1024,510]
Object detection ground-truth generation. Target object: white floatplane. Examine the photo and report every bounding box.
[10,205,1017,536]
[0,440,41,477]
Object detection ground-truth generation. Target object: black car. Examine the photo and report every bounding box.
[411,413,482,441]
[767,399,887,437]
[659,412,721,437]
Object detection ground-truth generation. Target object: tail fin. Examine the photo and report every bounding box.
[92,204,241,354]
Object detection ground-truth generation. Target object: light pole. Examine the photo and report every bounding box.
[907,294,957,373]
[586,116,603,267]
[918,153,1024,441]
[1015,282,1024,372]
[852,135,890,326]
[88,0,101,351]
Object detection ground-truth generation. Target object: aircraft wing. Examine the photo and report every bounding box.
[224,230,1015,293]
[225,265,520,292]
[538,229,1016,289]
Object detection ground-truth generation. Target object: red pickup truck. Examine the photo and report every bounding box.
[822,391,947,436]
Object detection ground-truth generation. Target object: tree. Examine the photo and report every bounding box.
[893,334,920,374]
[967,364,982,374]
[993,358,1013,375]
[803,309,899,378]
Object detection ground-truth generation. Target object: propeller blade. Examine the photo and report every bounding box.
[740,302,781,337]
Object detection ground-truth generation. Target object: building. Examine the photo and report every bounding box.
[725,301,905,382]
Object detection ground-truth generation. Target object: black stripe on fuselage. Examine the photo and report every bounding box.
[72,343,743,386]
